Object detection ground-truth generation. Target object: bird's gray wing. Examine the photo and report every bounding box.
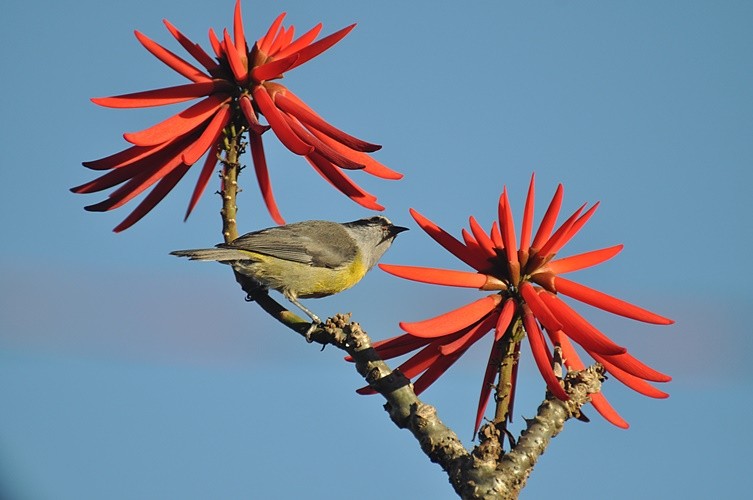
[219,221,357,269]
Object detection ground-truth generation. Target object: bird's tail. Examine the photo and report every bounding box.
[170,248,251,262]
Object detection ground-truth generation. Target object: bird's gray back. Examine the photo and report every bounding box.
[219,220,357,269]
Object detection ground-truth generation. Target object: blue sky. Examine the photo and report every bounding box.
[1,1,752,498]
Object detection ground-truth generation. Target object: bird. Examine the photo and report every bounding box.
[171,216,408,337]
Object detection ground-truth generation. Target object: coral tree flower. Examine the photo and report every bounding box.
[72,0,401,232]
[369,175,673,433]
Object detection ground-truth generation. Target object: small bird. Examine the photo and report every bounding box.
[171,216,408,336]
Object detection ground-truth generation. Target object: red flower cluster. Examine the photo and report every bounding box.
[368,175,673,433]
[73,0,401,232]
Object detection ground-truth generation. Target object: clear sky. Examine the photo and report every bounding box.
[1,1,751,498]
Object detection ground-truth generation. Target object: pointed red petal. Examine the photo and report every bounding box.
[498,188,519,267]
[412,349,465,395]
[257,13,286,54]
[598,351,672,382]
[238,94,270,135]
[274,23,323,59]
[113,161,192,232]
[490,221,503,249]
[545,202,600,256]
[400,295,502,338]
[305,153,383,210]
[592,354,669,398]
[520,283,562,332]
[163,19,220,74]
[522,307,569,401]
[285,24,356,72]
[252,85,313,155]
[520,173,536,250]
[247,132,285,225]
[439,311,498,356]
[474,339,503,435]
[134,30,210,83]
[539,291,626,355]
[531,184,564,250]
[546,245,623,274]
[537,203,586,258]
[268,25,294,57]
[378,264,489,289]
[208,28,223,59]
[275,92,380,152]
[92,81,232,108]
[555,276,674,325]
[232,0,247,67]
[468,216,497,259]
[309,127,401,180]
[124,94,229,147]
[82,142,167,171]
[409,209,491,272]
[494,298,516,341]
[398,343,441,380]
[250,53,300,82]
[590,392,629,428]
[184,144,219,221]
[371,333,436,361]
[282,113,365,170]
[222,28,248,84]
[181,103,231,165]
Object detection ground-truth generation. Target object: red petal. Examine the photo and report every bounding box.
[124,94,230,147]
[398,343,441,380]
[546,244,623,274]
[371,333,436,361]
[251,53,300,82]
[378,264,489,289]
[490,222,503,249]
[274,23,323,59]
[309,128,402,180]
[412,349,464,395]
[257,13,286,54]
[82,142,169,171]
[520,173,536,250]
[232,0,247,67]
[282,113,365,170]
[305,153,384,210]
[247,132,285,225]
[598,351,672,382]
[539,292,626,355]
[590,392,629,429]
[284,24,356,72]
[252,85,313,155]
[439,311,498,355]
[523,307,569,401]
[474,339,503,435]
[409,209,491,272]
[208,28,223,59]
[92,80,232,108]
[134,30,210,83]
[268,25,295,56]
[537,203,586,258]
[400,295,502,338]
[498,188,519,268]
[181,103,231,165]
[113,162,192,232]
[184,143,219,221]
[223,29,248,84]
[555,277,674,325]
[238,94,270,135]
[494,298,516,341]
[545,202,600,256]
[520,283,563,333]
[593,354,669,398]
[275,92,380,152]
[531,184,564,250]
[468,216,497,259]
[163,19,220,74]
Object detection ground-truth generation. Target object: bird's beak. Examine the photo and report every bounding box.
[390,225,410,236]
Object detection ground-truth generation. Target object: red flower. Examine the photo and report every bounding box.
[368,174,673,433]
[72,0,401,232]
